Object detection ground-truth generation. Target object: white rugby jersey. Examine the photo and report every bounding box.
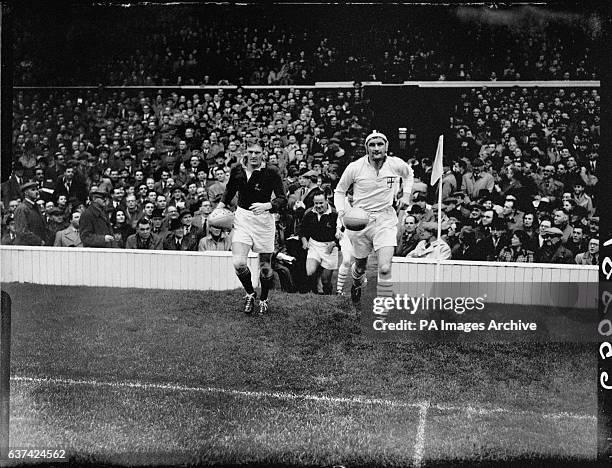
[334,155,414,213]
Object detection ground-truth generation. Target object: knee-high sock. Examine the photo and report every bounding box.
[260,273,274,301]
[377,274,393,297]
[337,264,349,293]
[236,266,255,295]
[351,263,366,287]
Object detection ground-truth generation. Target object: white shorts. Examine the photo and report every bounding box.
[232,206,275,253]
[339,231,355,263]
[307,239,339,270]
[346,206,398,259]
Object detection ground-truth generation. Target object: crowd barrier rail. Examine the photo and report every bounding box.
[0,246,597,309]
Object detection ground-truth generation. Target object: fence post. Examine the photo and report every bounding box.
[0,291,11,462]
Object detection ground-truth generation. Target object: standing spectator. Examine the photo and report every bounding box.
[460,158,494,199]
[55,162,88,205]
[14,181,47,246]
[207,167,228,207]
[54,210,83,247]
[477,218,509,261]
[497,230,534,263]
[575,238,599,265]
[80,188,116,248]
[125,218,163,250]
[1,162,25,204]
[198,225,232,251]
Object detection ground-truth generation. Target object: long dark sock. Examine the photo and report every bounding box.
[236,266,255,295]
[260,274,274,300]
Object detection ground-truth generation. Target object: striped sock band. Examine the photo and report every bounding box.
[377,278,394,298]
[337,264,349,293]
[351,263,365,287]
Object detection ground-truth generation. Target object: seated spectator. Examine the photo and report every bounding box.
[125,218,163,250]
[565,225,588,257]
[406,221,451,260]
[45,207,69,246]
[395,214,422,257]
[198,225,232,252]
[111,209,135,248]
[552,208,572,244]
[164,218,195,251]
[536,227,574,264]
[207,167,228,207]
[451,225,482,261]
[575,238,599,265]
[497,230,534,263]
[1,215,17,245]
[54,210,83,247]
[178,208,202,251]
[477,218,510,261]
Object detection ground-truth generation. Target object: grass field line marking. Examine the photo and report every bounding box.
[412,401,430,467]
[11,375,596,422]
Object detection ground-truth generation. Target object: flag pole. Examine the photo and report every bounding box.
[434,135,444,283]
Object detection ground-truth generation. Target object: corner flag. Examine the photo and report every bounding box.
[430,135,444,186]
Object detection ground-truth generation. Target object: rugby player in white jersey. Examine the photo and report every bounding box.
[215,143,287,315]
[334,131,414,311]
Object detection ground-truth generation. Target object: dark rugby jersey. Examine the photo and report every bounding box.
[222,163,287,213]
[299,207,339,243]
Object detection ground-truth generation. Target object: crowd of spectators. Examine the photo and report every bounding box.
[13,5,600,86]
[2,83,600,291]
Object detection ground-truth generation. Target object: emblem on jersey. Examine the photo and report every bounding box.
[386,176,395,189]
[253,183,261,191]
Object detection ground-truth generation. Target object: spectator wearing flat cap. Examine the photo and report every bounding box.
[45,206,69,246]
[451,225,482,260]
[150,208,169,241]
[1,162,25,204]
[80,188,117,248]
[14,181,47,246]
[1,215,17,245]
[406,221,451,260]
[178,208,202,251]
[125,217,163,250]
[476,218,510,261]
[461,158,494,199]
[536,227,574,264]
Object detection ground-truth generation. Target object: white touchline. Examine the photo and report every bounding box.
[413,401,430,467]
[10,375,596,422]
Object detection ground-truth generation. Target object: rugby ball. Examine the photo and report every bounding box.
[208,208,234,230]
[343,207,369,231]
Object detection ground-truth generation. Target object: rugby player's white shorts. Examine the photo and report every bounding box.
[339,230,354,264]
[346,206,398,259]
[307,239,339,270]
[232,206,275,253]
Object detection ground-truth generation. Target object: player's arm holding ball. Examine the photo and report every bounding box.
[397,160,415,211]
[333,163,356,227]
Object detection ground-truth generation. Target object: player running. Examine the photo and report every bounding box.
[334,130,414,312]
[215,142,287,315]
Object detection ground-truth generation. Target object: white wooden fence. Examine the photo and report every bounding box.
[0,247,598,308]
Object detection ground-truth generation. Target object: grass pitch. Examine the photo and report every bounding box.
[1,282,597,467]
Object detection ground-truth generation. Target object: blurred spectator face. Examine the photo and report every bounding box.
[567,157,577,169]
[562,192,572,202]
[64,167,74,180]
[313,163,322,174]
[179,141,187,150]
[573,183,584,195]
[510,234,521,248]
[34,168,44,181]
[188,183,197,195]
[197,170,206,181]
[110,170,119,183]
[143,202,154,217]
[562,200,573,212]
[404,215,417,233]
[201,201,212,214]
[502,201,515,216]
[36,199,45,212]
[166,178,175,189]
[571,227,584,243]
[156,195,167,209]
[298,161,308,171]
[543,232,560,246]
[589,218,599,235]
[161,171,170,182]
[137,221,151,239]
[135,171,144,183]
[523,213,534,228]
[166,207,178,219]
[588,239,599,254]
[115,211,125,225]
[112,188,123,201]
[190,156,200,168]
[181,213,193,226]
[470,206,482,219]
[268,154,278,165]
[539,220,552,235]
[196,187,206,199]
[152,217,163,229]
[126,196,137,210]
[147,191,157,204]
[70,211,81,228]
[553,210,568,226]
[8,200,19,212]
[45,201,55,212]
[542,167,554,179]
[482,210,494,226]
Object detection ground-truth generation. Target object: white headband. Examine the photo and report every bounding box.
[365,130,388,147]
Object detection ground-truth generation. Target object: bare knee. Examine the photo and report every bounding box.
[379,263,391,277]
[233,257,248,272]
